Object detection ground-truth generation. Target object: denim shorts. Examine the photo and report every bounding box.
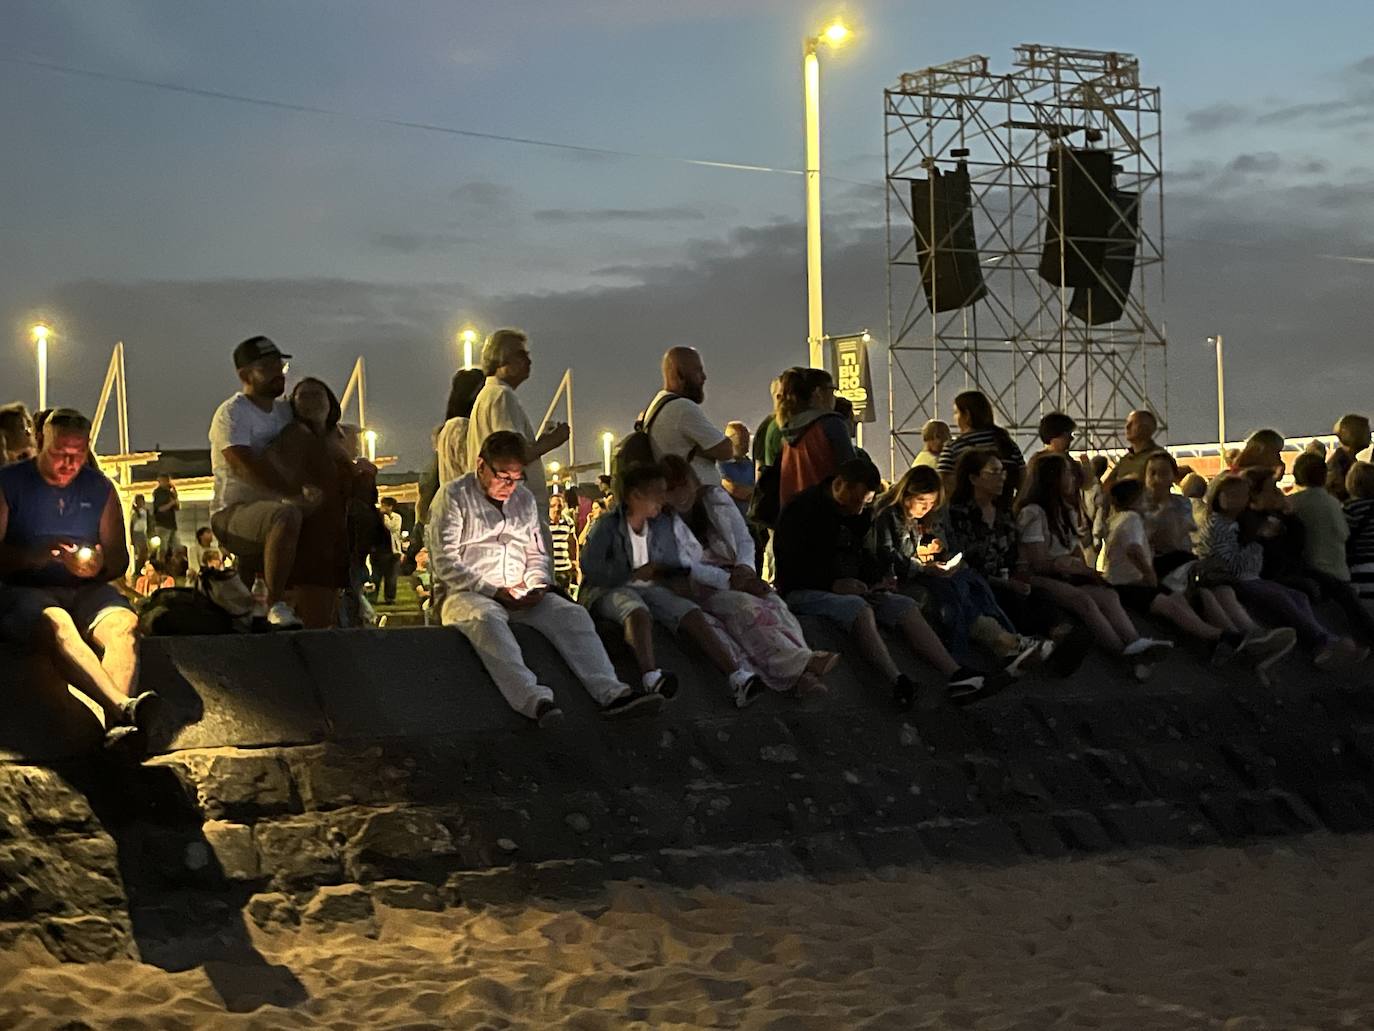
[594,584,700,633]
[0,582,133,644]
[785,588,917,631]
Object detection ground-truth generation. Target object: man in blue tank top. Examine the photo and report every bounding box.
[0,409,157,750]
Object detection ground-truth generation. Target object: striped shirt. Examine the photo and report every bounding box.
[936,427,1026,480]
[1345,498,1374,597]
[550,516,576,573]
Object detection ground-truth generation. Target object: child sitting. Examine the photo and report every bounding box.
[1198,474,1364,675]
[1100,478,1262,667]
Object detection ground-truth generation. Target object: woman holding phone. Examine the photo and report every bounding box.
[873,465,1049,674]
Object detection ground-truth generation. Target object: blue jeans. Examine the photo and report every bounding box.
[785,588,917,630]
[916,568,1015,664]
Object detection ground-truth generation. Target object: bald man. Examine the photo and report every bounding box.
[1105,409,1167,487]
[645,347,732,487]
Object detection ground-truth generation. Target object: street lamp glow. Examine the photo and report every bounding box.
[32,324,51,410]
[548,461,560,474]
[459,327,479,370]
[1207,335,1226,458]
[363,428,378,463]
[821,20,850,46]
[601,431,614,477]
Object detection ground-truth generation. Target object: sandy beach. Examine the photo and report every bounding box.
[5,834,1374,1030]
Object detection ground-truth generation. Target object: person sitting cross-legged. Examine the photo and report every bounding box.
[0,408,159,751]
[774,456,1007,711]
[428,430,661,725]
[580,462,764,708]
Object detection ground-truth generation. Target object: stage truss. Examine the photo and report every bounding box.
[884,43,1166,467]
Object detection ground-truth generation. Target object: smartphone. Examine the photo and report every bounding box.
[937,552,963,571]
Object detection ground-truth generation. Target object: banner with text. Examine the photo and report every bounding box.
[829,333,876,424]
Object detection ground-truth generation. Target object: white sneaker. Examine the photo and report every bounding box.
[267,601,303,628]
[1122,637,1173,664]
[730,670,764,709]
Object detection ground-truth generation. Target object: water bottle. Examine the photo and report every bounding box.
[250,574,269,619]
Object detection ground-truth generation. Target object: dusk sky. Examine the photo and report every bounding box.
[5,0,1374,473]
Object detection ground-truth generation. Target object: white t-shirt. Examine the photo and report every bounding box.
[208,393,294,515]
[1015,503,1077,559]
[628,522,651,578]
[1099,510,1150,585]
[913,450,940,470]
[466,377,549,517]
[645,390,726,487]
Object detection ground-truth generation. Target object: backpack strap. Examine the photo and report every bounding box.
[637,393,685,434]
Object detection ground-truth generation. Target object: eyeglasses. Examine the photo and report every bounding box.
[490,470,525,485]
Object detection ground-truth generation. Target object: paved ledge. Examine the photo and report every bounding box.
[2,623,1374,965]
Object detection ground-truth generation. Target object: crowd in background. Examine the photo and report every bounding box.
[5,330,1374,745]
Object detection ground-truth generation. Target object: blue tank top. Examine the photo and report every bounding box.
[0,460,113,587]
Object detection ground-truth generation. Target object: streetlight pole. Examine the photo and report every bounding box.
[1208,334,1226,459]
[32,324,50,410]
[803,20,850,370]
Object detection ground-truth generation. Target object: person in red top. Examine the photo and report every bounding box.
[777,367,855,510]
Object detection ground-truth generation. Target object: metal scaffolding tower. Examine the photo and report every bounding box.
[884,44,1166,467]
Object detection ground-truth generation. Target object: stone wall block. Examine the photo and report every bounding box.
[182,753,299,821]
[38,914,135,963]
[344,807,459,883]
[253,815,346,888]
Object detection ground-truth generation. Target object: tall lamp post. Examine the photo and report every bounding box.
[32,324,50,410]
[803,19,851,369]
[1207,334,1226,461]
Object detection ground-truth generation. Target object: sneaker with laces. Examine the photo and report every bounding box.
[644,669,679,699]
[267,601,303,628]
[947,667,1008,704]
[601,690,664,720]
[1005,637,1051,678]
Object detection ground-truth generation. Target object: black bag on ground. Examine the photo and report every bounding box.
[138,587,235,636]
[612,393,685,489]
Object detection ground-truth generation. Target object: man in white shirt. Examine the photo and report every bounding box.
[645,347,732,488]
[208,335,315,627]
[376,496,404,604]
[464,329,569,545]
[431,430,661,726]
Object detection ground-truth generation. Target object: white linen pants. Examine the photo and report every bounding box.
[441,590,629,718]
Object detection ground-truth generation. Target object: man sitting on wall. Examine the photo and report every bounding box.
[0,408,158,750]
[428,430,662,726]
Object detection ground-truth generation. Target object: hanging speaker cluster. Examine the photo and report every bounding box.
[910,160,987,313]
[907,145,1141,325]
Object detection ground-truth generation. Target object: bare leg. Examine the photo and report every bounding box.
[1150,593,1221,641]
[852,606,901,682]
[624,608,657,673]
[898,608,960,676]
[88,609,140,700]
[678,609,742,675]
[1197,588,1239,633]
[40,609,128,724]
[1085,586,1141,645]
[263,504,304,605]
[287,586,338,629]
[1033,578,1126,653]
[1212,585,1259,632]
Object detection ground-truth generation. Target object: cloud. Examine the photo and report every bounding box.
[1226,152,1282,174]
[1185,102,1249,132]
[449,181,517,208]
[367,230,473,254]
[531,205,710,224]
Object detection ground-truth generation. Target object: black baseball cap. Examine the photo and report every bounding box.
[233,335,293,370]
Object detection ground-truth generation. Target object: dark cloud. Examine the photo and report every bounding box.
[1185,102,1249,132]
[367,230,472,254]
[1226,152,1282,174]
[531,205,709,224]
[448,181,517,208]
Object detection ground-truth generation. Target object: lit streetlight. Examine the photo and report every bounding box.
[803,18,851,368]
[1206,334,1226,460]
[602,431,614,477]
[32,324,50,410]
[459,328,479,370]
[363,428,378,463]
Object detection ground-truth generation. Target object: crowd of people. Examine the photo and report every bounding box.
[4,330,1374,751]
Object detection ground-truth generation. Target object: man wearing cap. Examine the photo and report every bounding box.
[208,335,316,627]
